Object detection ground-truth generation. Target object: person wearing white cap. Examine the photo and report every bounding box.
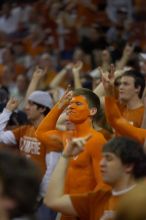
[0,90,61,220]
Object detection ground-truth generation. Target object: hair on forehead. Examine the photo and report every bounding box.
[121,70,145,98]
[103,136,146,179]
[73,88,101,124]
[73,88,100,109]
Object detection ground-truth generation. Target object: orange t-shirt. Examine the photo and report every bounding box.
[105,96,146,144]
[118,102,144,128]
[13,125,50,176]
[70,187,121,220]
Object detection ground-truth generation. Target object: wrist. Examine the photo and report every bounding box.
[32,76,41,80]
[5,107,13,113]
[61,152,71,159]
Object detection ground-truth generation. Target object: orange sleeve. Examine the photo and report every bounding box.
[70,192,91,220]
[87,134,106,186]
[70,188,111,220]
[36,103,64,151]
[105,96,146,144]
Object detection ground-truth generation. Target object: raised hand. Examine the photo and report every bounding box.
[123,44,134,58]
[6,97,19,112]
[72,61,83,73]
[57,85,73,109]
[99,64,115,96]
[32,66,47,79]
[63,135,92,157]
[65,63,73,71]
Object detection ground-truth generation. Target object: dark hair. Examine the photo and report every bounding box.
[121,70,145,98]
[32,102,51,116]
[114,75,122,87]
[8,110,28,127]
[103,136,146,179]
[0,149,41,218]
[73,88,101,124]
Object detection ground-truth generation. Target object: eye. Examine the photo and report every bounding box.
[76,102,82,106]
[105,155,113,161]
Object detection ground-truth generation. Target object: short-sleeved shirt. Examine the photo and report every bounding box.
[71,188,122,220]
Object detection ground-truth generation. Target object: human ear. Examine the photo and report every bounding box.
[125,164,134,174]
[39,107,46,114]
[135,86,140,95]
[90,107,97,116]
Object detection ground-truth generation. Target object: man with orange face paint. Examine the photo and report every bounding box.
[36,88,107,220]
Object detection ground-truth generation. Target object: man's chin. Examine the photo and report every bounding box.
[69,118,84,124]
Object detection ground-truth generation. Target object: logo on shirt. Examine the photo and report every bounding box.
[19,136,41,156]
[100,210,115,220]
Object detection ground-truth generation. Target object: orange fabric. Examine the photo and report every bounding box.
[76,1,98,26]
[23,39,45,57]
[70,187,121,220]
[14,63,26,76]
[36,100,107,220]
[118,102,144,128]
[13,125,52,176]
[105,96,146,144]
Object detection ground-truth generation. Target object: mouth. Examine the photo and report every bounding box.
[68,111,76,115]
[119,92,125,96]
[100,169,106,175]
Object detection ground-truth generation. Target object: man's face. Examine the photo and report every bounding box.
[24,101,42,121]
[66,95,91,124]
[100,152,127,187]
[118,76,139,102]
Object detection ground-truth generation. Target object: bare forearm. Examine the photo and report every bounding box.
[44,155,69,206]
[93,82,105,97]
[24,76,40,104]
[49,69,67,89]
[116,55,129,70]
[73,71,82,89]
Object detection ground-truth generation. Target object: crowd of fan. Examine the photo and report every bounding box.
[0,0,145,220]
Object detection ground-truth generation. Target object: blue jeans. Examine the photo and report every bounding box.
[36,203,57,220]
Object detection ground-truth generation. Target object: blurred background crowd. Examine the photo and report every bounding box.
[0,1,145,219]
[0,0,145,108]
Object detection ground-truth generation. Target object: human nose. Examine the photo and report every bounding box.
[24,103,30,111]
[68,103,75,109]
[119,83,124,90]
[100,157,106,168]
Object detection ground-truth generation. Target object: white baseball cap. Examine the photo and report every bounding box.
[28,90,53,109]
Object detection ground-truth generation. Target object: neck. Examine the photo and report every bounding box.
[112,184,136,196]
[112,176,136,194]
[32,115,44,128]
[74,118,93,136]
[126,96,143,109]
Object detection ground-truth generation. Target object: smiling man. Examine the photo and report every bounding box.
[117,70,145,128]
[36,88,106,220]
[44,136,146,220]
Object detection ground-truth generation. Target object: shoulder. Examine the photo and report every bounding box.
[89,130,106,145]
[86,131,106,154]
